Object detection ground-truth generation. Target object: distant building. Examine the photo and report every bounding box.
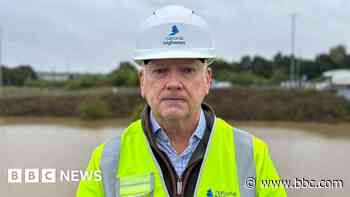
[280,80,300,89]
[211,80,232,89]
[323,69,350,86]
[322,69,350,100]
[37,72,83,81]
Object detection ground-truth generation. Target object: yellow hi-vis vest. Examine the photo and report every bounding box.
[77,117,287,197]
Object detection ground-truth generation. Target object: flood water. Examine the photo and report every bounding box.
[1,117,349,197]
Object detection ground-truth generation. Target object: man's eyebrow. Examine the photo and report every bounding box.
[184,63,203,68]
[146,63,162,68]
[147,62,202,68]
[180,62,201,66]
[146,65,167,71]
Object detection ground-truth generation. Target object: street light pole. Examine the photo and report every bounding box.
[290,13,296,88]
[0,27,3,95]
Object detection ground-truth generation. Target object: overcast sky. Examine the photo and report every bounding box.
[1,0,349,73]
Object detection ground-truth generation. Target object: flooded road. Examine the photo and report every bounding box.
[1,117,349,197]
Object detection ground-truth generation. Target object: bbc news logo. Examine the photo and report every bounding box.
[8,168,102,183]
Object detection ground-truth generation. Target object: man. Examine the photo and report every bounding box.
[77,5,287,197]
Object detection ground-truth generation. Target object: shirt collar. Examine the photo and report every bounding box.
[150,108,206,141]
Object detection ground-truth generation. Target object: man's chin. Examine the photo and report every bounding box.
[160,109,187,120]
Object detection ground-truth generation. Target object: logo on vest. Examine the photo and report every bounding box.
[207,189,214,197]
[207,188,237,197]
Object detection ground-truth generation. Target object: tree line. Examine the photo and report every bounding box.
[1,45,349,88]
[210,45,350,86]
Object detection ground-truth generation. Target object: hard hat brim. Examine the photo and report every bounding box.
[133,48,215,65]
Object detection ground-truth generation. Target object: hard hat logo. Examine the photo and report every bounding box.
[163,25,186,46]
[168,25,179,36]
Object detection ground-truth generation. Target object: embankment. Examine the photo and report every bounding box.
[0,87,349,121]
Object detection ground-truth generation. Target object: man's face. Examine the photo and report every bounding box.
[139,59,212,121]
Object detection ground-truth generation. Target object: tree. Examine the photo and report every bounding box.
[315,54,335,75]
[329,45,347,66]
[251,56,273,78]
[109,62,139,86]
[298,59,317,80]
[2,65,37,86]
[273,52,290,71]
[210,59,236,81]
[239,55,252,71]
[344,55,350,69]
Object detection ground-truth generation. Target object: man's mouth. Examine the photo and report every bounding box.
[161,97,186,101]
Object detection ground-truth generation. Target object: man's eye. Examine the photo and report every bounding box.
[182,67,195,74]
[153,68,167,74]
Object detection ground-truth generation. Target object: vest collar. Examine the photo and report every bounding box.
[141,103,216,152]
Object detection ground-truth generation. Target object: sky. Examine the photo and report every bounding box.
[0,0,349,73]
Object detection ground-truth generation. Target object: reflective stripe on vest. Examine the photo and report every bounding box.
[100,134,159,197]
[234,128,256,197]
[101,119,256,197]
[100,136,121,197]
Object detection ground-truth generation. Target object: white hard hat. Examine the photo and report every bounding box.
[133,5,216,65]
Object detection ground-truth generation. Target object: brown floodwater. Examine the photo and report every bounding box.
[1,117,349,197]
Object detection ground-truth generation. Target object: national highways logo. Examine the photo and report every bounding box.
[207,189,237,197]
[168,25,179,36]
[163,25,186,46]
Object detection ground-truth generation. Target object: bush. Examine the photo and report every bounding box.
[78,99,111,119]
[107,62,139,87]
[24,80,66,88]
[225,72,269,86]
[65,76,100,90]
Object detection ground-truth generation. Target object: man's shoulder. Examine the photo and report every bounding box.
[215,117,267,148]
[124,119,143,131]
[93,119,143,155]
[119,119,145,139]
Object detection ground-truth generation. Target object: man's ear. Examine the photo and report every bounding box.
[206,67,213,94]
[139,69,145,98]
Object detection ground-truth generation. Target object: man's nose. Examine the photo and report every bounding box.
[165,70,183,90]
